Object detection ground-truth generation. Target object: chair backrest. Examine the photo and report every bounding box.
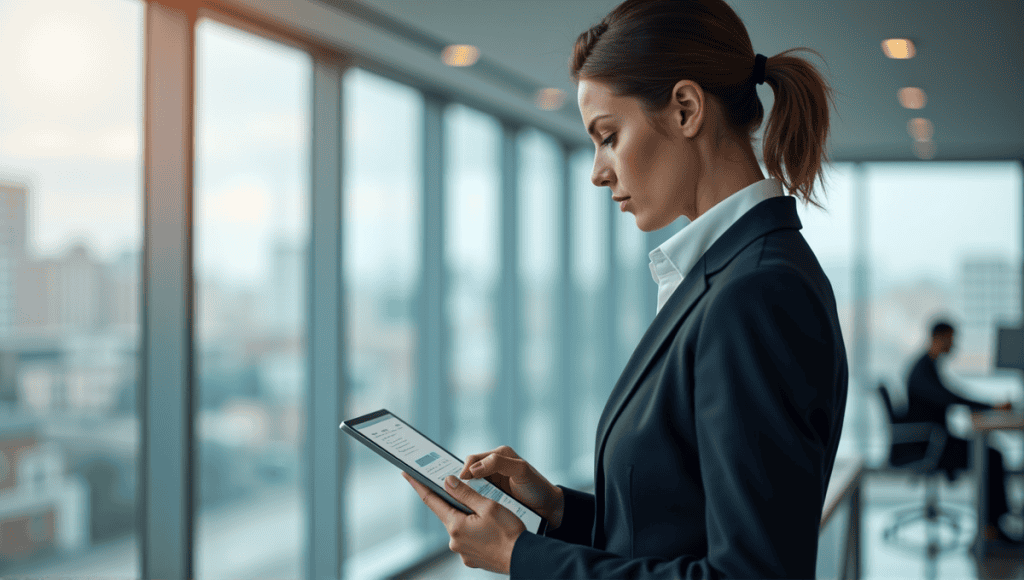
[877,383,896,425]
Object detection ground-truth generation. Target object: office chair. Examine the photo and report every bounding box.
[877,383,964,554]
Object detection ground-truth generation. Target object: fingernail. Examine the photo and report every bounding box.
[445,475,459,490]
[470,461,483,472]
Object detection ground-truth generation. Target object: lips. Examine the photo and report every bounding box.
[611,195,629,203]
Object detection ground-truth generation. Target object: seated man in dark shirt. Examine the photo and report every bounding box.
[905,321,1018,544]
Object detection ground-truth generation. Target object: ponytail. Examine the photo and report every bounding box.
[761,48,835,209]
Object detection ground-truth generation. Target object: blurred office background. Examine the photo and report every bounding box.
[0,0,1021,578]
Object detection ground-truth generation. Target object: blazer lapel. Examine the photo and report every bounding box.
[591,196,803,542]
[593,261,707,466]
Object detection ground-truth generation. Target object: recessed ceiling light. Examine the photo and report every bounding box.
[914,140,936,160]
[907,117,934,142]
[882,38,916,59]
[898,87,927,109]
[442,44,479,67]
[535,88,565,111]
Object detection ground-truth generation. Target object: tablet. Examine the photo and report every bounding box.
[341,409,548,535]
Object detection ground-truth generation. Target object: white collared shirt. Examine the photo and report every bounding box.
[649,178,784,313]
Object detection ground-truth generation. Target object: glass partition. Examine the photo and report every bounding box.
[865,161,1023,466]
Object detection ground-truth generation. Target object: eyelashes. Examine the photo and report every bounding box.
[601,133,616,147]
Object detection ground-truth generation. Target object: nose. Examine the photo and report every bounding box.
[591,155,612,188]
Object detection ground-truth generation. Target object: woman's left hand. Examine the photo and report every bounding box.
[402,472,526,574]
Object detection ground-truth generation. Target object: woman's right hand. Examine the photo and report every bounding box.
[459,445,564,530]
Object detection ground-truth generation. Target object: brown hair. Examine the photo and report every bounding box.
[571,0,835,208]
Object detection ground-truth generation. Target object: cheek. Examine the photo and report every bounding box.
[621,133,659,185]
[629,134,678,196]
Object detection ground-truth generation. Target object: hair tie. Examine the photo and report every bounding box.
[752,53,767,85]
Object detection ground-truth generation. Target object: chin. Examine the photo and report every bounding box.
[634,212,672,233]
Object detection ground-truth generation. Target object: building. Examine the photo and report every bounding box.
[960,256,1022,328]
[0,181,28,337]
[17,245,105,334]
[103,250,140,331]
[959,256,1023,370]
[0,412,88,565]
[0,181,28,256]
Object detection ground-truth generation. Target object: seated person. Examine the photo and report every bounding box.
[904,320,1018,544]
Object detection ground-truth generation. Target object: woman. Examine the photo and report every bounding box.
[402,0,848,577]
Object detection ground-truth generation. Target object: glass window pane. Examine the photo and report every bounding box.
[446,105,501,458]
[0,0,143,576]
[866,161,1022,465]
[517,129,561,479]
[194,19,310,579]
[340,67,423,569]
[571,149,611,480]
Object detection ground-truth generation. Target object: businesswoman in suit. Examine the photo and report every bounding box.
[403,0,848,577]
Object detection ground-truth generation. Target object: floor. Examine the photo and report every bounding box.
[400,471,1024,580]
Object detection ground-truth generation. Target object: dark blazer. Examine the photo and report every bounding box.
[510,195,849,579]
[904,353,989,425]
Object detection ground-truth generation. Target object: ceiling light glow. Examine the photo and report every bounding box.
[535,88,565,111]
[914,140,936,160]
[882,38,916,59]
[898,87,927,109]
[442,44,479,67]
[907,117,934,142]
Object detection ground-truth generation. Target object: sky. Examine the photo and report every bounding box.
[1,0,1021,291]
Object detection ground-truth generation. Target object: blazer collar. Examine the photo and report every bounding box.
[590,195,802,546]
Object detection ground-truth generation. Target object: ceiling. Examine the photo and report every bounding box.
[341,0,1024,162]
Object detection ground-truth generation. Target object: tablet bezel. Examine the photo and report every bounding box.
[340,408,548,535]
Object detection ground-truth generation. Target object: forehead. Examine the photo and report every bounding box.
[577,79,619,118]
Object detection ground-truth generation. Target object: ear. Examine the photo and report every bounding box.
[669,80,705,139]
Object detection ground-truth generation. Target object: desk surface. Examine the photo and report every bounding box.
[821,456,864,529]
[970,410,1024,431]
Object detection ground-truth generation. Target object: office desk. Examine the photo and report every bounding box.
[969,410,1024,555]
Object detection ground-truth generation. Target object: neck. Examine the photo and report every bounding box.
[691,138,765,220]
[927,348,941,360]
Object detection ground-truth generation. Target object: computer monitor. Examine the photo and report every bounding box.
[995,327,1024,371]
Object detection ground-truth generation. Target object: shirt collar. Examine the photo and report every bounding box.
[649,178,784,285]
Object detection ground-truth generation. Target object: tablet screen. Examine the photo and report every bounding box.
[350,412,543,532]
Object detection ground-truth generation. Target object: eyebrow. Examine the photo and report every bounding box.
[586,114,611,139]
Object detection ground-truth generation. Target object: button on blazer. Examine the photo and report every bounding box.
[511,195,849,579]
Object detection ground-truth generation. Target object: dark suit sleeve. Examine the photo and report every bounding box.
[540,485,595,545]
[910,358,990,412]
[690,268,839,578]
[511,268,842,579]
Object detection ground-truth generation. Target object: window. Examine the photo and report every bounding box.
[570,149,612,479]
[446,105,502,459]
[194,19,311,579]
[340,67,423,571]
[0,0,143,576]
[516,129,562,477]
